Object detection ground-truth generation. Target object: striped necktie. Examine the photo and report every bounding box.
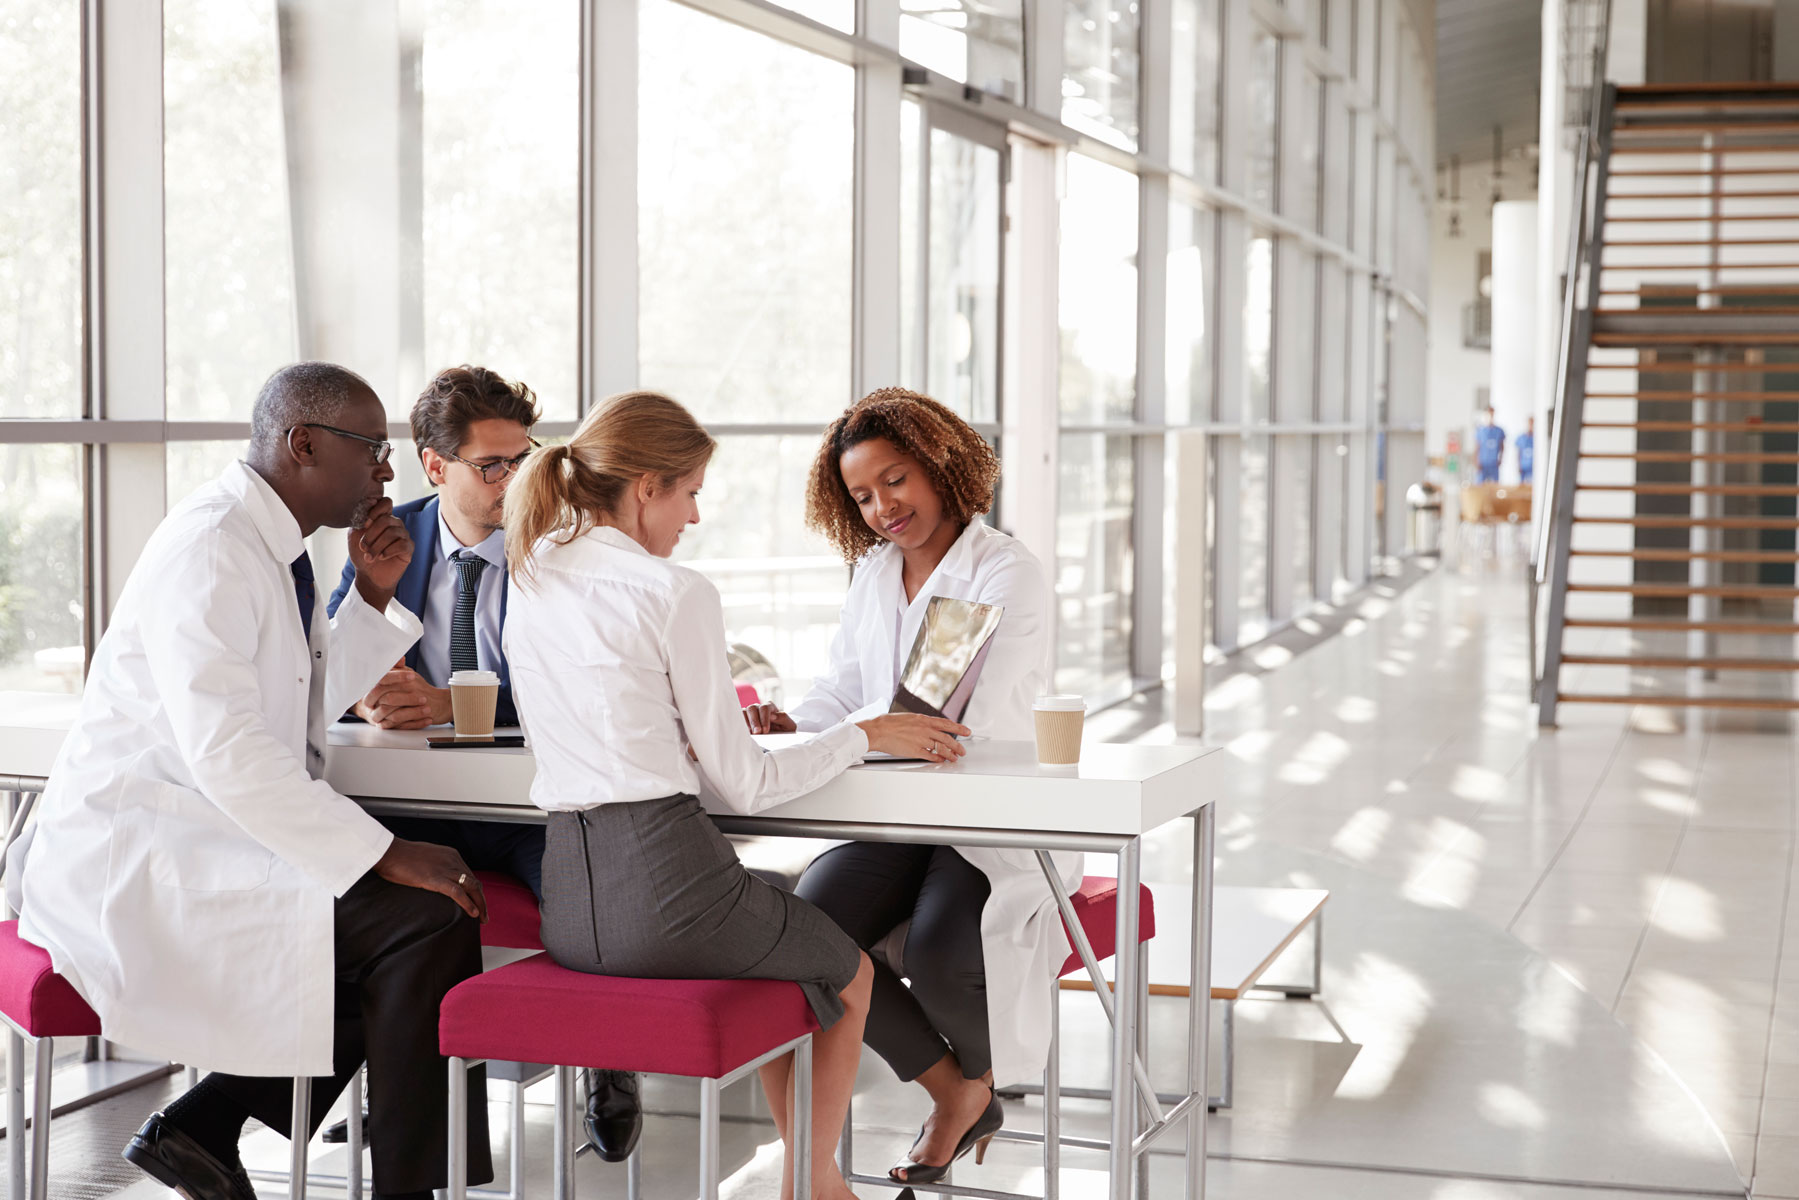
[449,550,487,675]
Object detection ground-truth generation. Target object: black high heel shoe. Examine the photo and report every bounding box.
[888,1088,1004,1185]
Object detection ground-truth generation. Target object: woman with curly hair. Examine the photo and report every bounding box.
[744,387,1084,1186]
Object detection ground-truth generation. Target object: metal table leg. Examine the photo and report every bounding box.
[8,1025,25,1200]
[1043,973,1059,1200]
[1107,837,1140,1200]
[346,1067,363,1200]
[1186,806,1214,1200]
[289,1078,311,1200]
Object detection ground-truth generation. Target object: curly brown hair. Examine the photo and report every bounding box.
[805,386,1000,563]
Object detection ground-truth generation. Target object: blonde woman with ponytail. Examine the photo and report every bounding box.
[501,391,969,1200]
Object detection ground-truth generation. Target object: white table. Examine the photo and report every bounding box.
[0,702,1220,1200]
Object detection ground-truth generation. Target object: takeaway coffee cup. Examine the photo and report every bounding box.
[1032,694,1086,766]
[449,669,501,737]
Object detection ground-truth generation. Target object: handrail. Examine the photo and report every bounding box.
[1531,0,1615,698]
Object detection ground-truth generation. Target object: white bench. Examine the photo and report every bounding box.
[1057,884,1329,1109]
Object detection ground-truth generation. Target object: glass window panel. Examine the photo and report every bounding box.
[1274,434,1313,616]
[1055,433,1134,699]
[167,441,248,508]
[900,101,924,394]
[899,0,1023,100]
[422,0,579,420]
[1161,432,1211,681]
[1318,433,1349,600]
[926,130,1002,422]
[773,0,853,32]
[673,436,847,705]
[1165,202,1213,424]
[1245,26,1279,211]
[1063,0,1141,151]
[1242,233,1273,424]
[1279,246,1317,422]
[164,0,297,421]
[1059,155,1138,423]
[639,1,854,423]
[1317,260,1347,422]
[1235,434,1270,644]
[1168,0,1220,180]
[1293,68,1323,229]
[0,444,83,691]
[1,3,81,419]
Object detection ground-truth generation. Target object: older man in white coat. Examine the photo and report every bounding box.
[6,363,493,1200]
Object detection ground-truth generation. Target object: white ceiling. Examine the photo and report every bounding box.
[1434,0,1542,168]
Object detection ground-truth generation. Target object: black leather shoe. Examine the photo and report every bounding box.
[122,1111,257,1200]
[584,1068,642,1162]
[320,1110,370,1144]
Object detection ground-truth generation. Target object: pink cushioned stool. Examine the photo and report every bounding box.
[0,919,99,1200]
[473,870,542,951]
[1058,875,1157,978]
[441,953,819,1200]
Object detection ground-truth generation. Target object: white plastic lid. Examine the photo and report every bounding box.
[1033,694,1086,712]
[449,670,500,686]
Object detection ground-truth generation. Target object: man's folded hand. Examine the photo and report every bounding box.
[354,665,453,729]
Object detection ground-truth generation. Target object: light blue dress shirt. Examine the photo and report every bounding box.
[418,512,507,687]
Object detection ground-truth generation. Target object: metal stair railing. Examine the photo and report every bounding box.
[1532,0,1616,728]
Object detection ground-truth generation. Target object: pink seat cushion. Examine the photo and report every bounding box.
[476,871,543,951]
[440,954,819,1078]
[1059,876,1157,977]
[0,921,100,1038]
[735,683,761,707]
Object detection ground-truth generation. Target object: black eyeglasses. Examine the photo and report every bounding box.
[444,438,540,485]
[294,424,394,465]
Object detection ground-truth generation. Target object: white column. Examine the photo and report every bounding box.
[1490,199,1540,464]
[1000,140,1062,585]
[278,0,419,406]
[582,0,640,406]
[88,0,168,629]
[854,0,902,399]
[1534,0,1565,484]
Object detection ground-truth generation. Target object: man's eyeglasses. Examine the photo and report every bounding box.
[444,439,540,485]
[294,424,394,465]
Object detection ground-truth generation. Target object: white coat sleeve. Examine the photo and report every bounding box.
[139,540,394,896]
[960,551,1053,740]
[665,576,869,815]
[323,580,427,723]
[787,598,868,732]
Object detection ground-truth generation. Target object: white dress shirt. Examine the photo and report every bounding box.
[418,512,506,686]
[505,524,869,816]
[7,461,418,1076]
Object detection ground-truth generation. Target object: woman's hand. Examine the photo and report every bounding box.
[856,713,972,763]
[742,702,798,735]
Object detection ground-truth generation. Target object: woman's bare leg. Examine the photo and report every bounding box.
[891,1053,996,1182]
[758,952,875,1200]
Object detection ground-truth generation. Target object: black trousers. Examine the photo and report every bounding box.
[382,815,547,901]
[795,842,992,1081]
[206,871,493,1192]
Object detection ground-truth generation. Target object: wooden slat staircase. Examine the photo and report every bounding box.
[1538,82,1799,720]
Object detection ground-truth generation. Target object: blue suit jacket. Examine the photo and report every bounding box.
[326,494,517,727]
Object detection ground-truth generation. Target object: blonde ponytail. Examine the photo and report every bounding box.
[503,391,717,585]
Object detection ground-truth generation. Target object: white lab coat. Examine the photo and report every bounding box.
[5,462,420,1077]
[790,522,1083,1087]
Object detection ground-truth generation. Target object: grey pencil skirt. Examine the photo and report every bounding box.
[540,794,861,1029]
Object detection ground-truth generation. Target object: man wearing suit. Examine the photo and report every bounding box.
[326,364,641,1161]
